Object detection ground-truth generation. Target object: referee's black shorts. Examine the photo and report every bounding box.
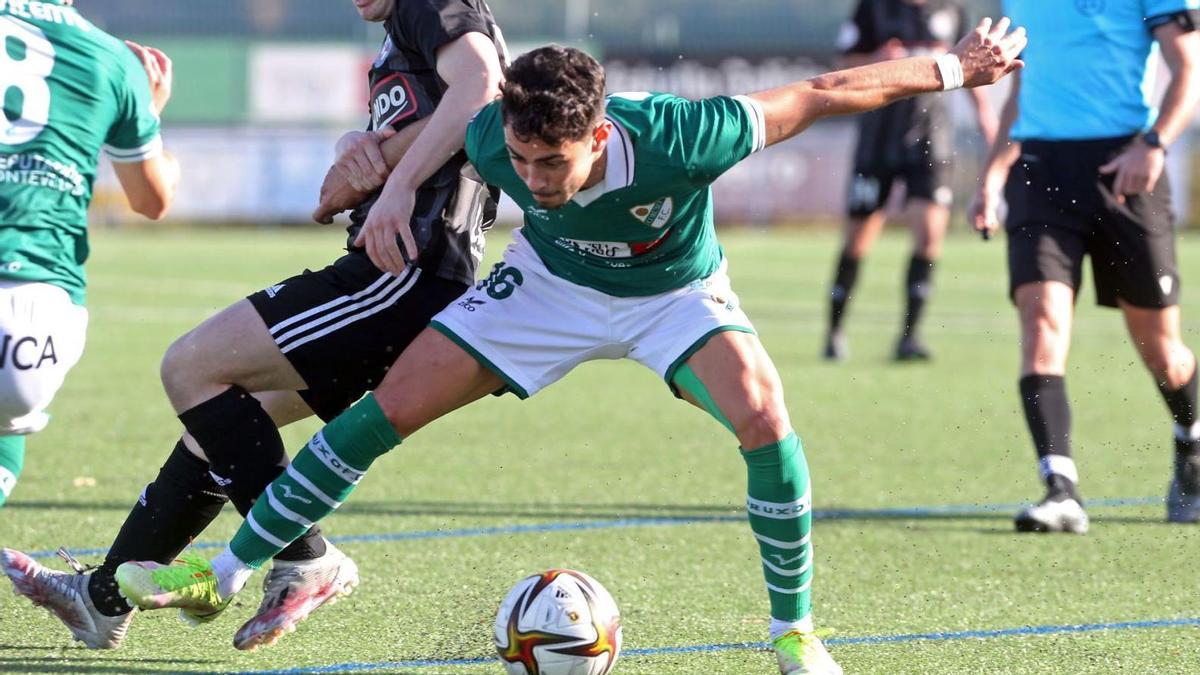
[247,251,468,421]
[1005,136,1179,309]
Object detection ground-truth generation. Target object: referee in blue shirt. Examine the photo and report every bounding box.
[973,0,1200,533]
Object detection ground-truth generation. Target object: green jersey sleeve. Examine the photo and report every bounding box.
[103,48,161,163]
[660,94,766,186]
[465,100,503,165]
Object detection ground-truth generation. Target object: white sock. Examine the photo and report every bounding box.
[770,614,814,640]
[212,547,254,599]
[1038,455,1079,485]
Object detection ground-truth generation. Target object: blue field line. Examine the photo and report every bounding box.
[25,495,1163,560]
[235,616,1200,674]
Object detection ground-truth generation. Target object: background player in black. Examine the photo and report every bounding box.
[823,0,996,361]
[1,0,507,652]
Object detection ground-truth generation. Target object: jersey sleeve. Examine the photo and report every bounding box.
[837,1,877,54]
[663,95,765,186]
[103,48,162,163]
[391,0,493,69]
[1144,0,1200,32]
[464,100,502,168]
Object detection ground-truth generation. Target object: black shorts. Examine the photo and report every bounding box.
[846,161,952,217]
[247,252,468,421]
[1005,136,1179,309]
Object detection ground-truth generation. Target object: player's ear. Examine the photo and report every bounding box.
[590,121,612,152]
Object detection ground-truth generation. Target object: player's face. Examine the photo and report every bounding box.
[352,0,392,21]
[503,123,611,209]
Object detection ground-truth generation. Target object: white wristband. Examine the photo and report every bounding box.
[935,53,964,91]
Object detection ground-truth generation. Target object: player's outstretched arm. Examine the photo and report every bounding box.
[751,17,1025,148]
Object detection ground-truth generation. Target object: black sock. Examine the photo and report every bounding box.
[178,386,326,562]
[1019,375,1077,497]
[1158,366,1199,457]
[828,253,860,333]
[88,441,228,616]
[901,254,935,338]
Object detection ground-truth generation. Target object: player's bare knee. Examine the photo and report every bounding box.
[844,227,877,258]
[1143,353,1173,383]
[371,388,423,438]
[159,333,207,400]
[732,397,791,450]
[1141,340,1190,386]
[159,338,188,397]
[1020,323,1068,374]
[1019,304,1068,364]
[915,234,942,260]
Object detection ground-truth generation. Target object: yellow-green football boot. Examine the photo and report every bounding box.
[773,630,843,674]
[115,553,231,624]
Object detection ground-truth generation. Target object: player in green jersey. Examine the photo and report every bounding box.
[117,18,1024,673]
[0,0,178,507]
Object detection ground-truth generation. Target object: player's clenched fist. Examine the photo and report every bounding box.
[951,17,1027,88]
[333,128,397,193]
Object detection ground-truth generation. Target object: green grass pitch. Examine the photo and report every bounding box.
[1,225,1198,674]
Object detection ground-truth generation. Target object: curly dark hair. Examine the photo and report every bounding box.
[500,45,606,146]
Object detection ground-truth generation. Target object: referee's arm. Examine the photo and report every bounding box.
[1147,21,1200,149]
[970,69,1021,237]
[1100,21,1200,200]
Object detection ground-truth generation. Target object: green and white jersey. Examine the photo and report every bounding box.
[465,92,765,297]
[0,0,162,305]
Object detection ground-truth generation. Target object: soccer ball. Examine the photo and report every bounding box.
[494,569,622,675]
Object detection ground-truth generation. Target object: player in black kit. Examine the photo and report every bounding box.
[1,0,507,652]
[823,0,996,361]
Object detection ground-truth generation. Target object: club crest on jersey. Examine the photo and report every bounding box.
[629,197,673,229]
[371,73,418,129]
[1075,0,1105,16]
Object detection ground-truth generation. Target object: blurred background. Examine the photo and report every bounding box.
[83,0,1195,228]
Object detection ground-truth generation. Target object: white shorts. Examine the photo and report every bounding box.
[0,280,88,434]
[430,230,755,398]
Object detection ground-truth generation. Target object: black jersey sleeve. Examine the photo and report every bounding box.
[839,0,879,54]
[390,0,493,68]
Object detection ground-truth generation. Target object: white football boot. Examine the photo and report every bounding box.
[2,547,133,648]
[233,541,358,650]
[1015,473,1089,534]
[1014,497,1089,534]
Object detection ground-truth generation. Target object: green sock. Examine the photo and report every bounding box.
[0,435,26,507]
[230,394,402,567]
[743,432,812,622]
